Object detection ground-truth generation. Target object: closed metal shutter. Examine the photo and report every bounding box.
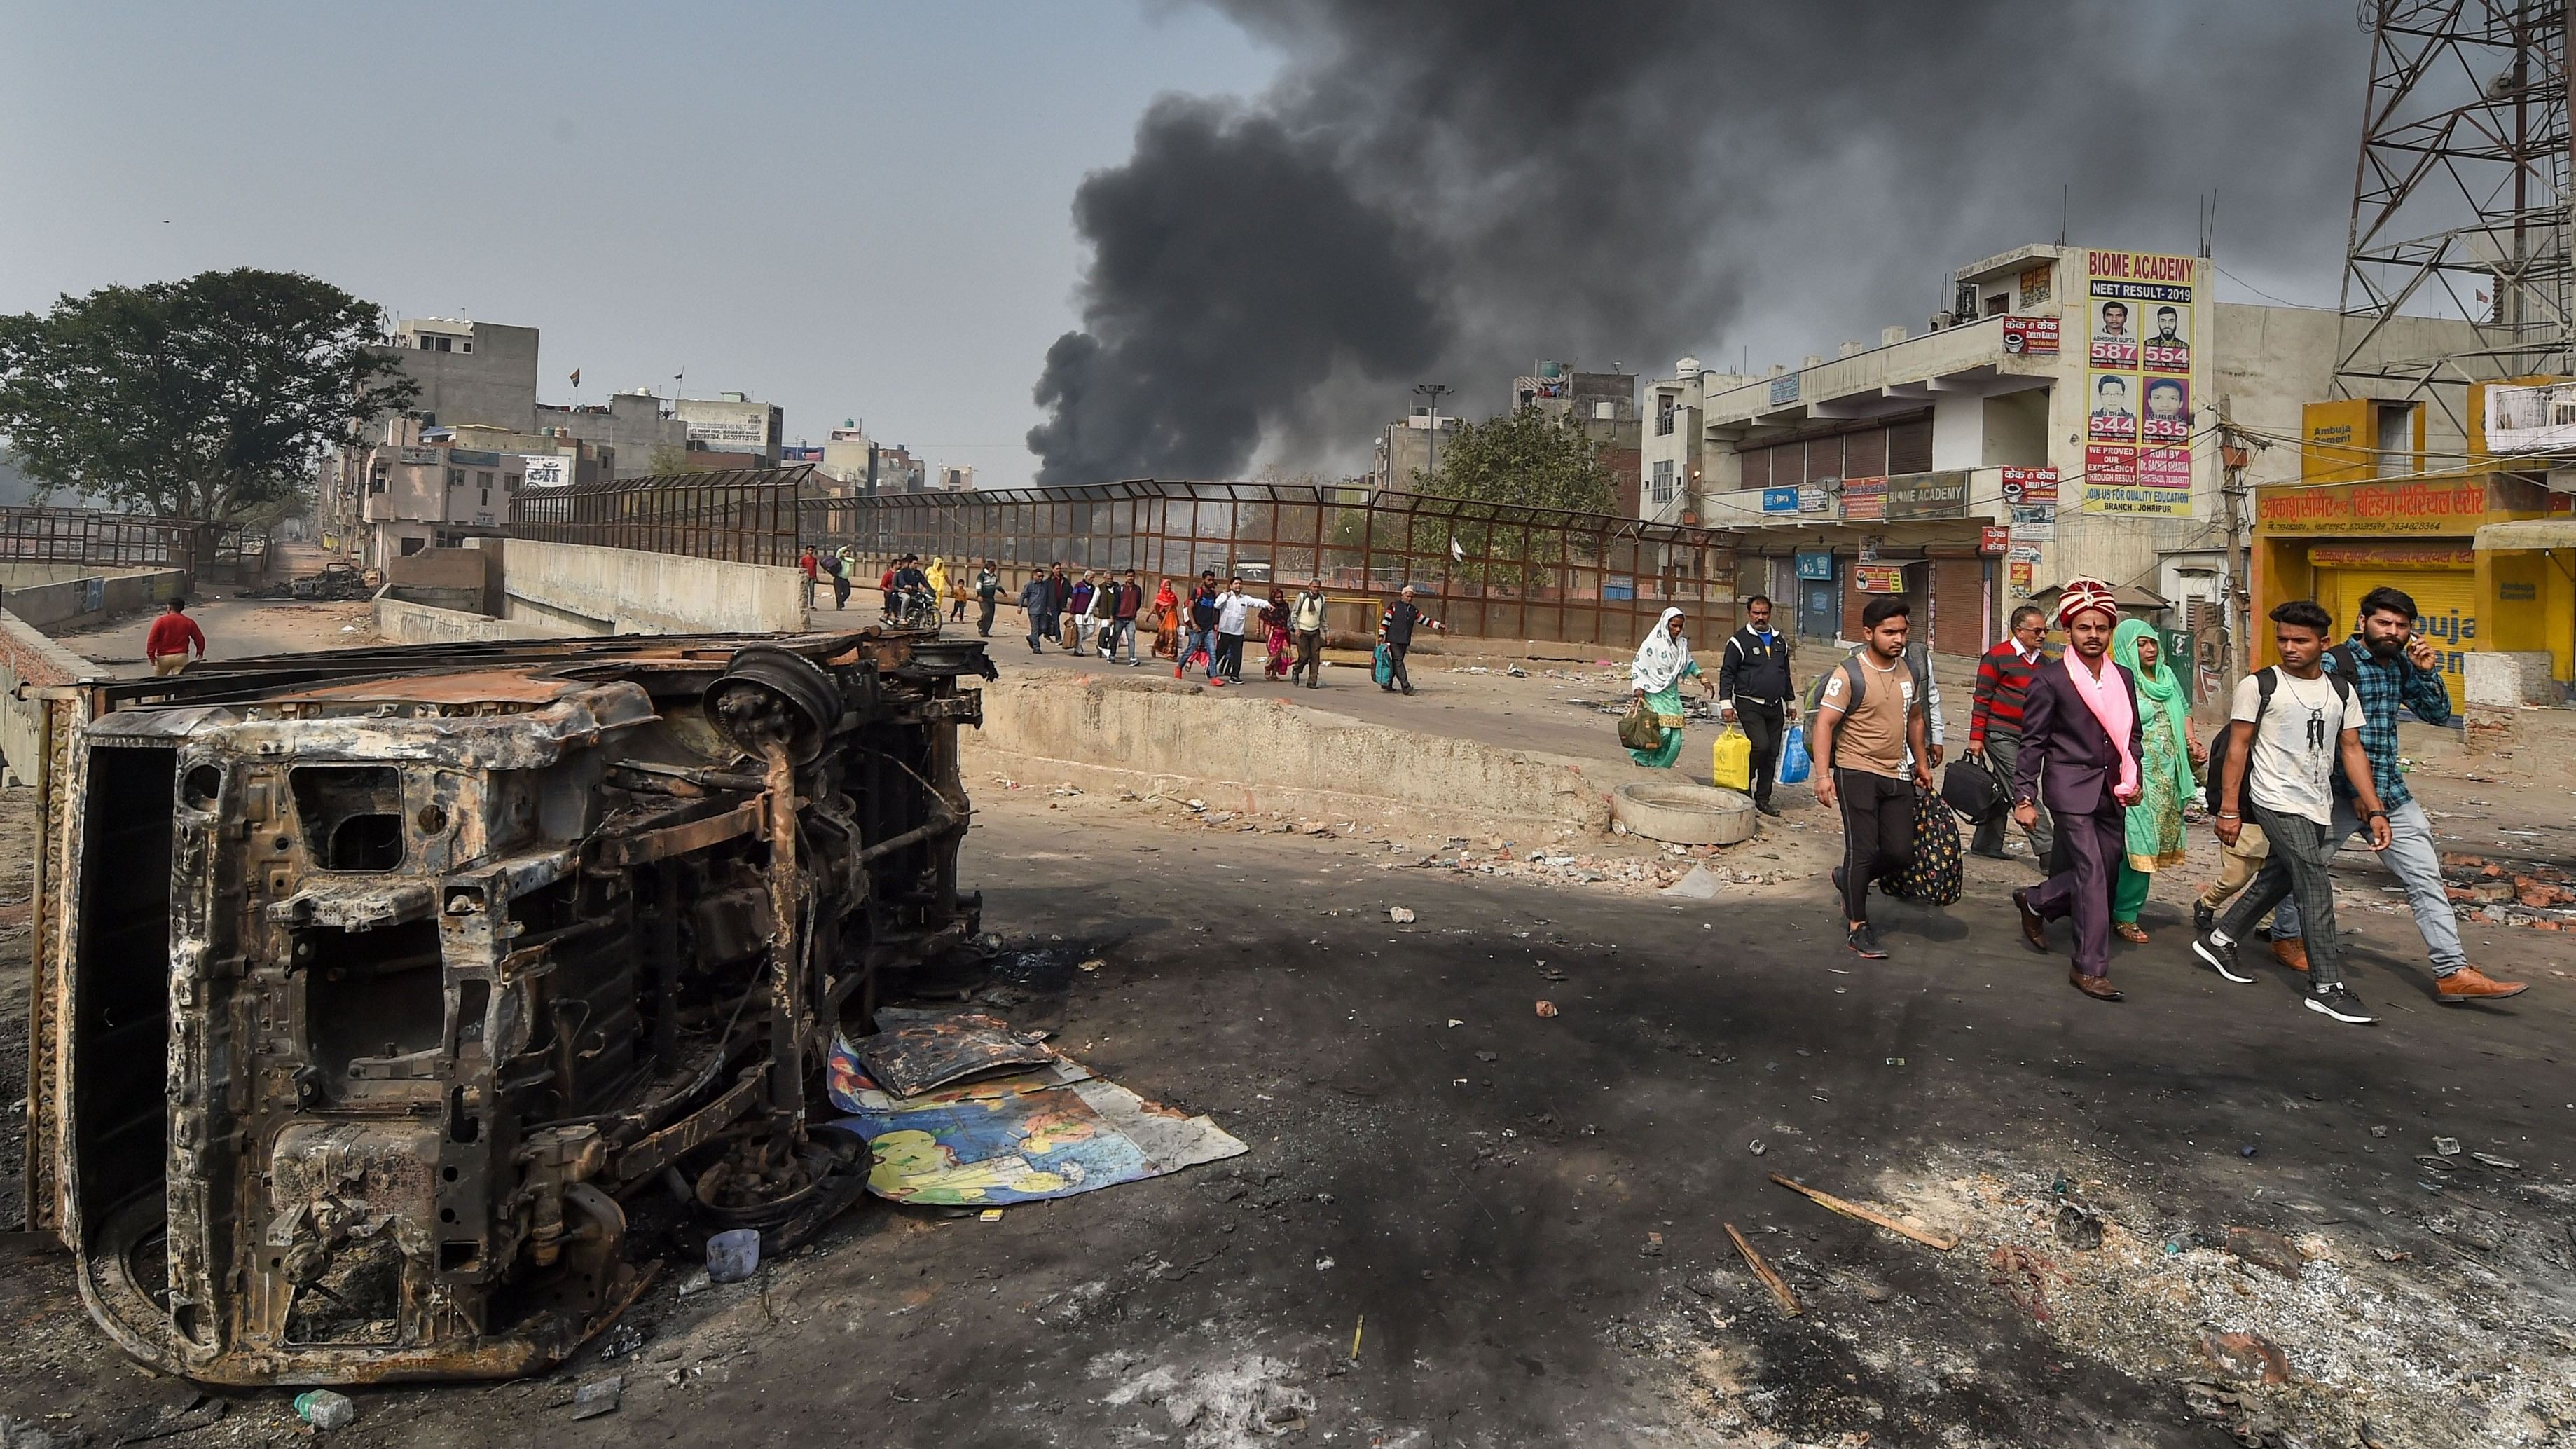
[2311,564,2474,709]
[1740,447,1770,490]
[1887,419,1934,475]
[1843,427,1888,479]
[1931,557,1986,656]
[1806,436,1843,483]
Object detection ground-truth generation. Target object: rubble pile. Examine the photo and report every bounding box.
[2442,852,2576,931]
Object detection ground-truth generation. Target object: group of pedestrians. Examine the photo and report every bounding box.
[1661,576,2528,1024]
[1010,565,1438,691]
[1973,579,2523,1022]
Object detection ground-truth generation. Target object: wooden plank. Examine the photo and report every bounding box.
[1723,1221,1800,1317]
[1769,1173,1959,1251]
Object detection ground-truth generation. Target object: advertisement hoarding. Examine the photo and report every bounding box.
[1852,565,1908,594]
[1999,465,2058,504]
[2080,249,2200,516]
[1761,486,1800,514]
[2001,316,2059,355]
[1839,476,1887,522]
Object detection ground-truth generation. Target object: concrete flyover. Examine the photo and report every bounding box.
[966,668,1616,839]
[498,539,806,636]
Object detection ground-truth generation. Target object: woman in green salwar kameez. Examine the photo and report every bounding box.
[1627,607,1714,769]
[2110,617,2199,942]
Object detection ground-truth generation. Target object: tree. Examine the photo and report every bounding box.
[645,443,695,475]
[1413,406,1616,514]
[1410,407,1620,593]
[0,268,417,521]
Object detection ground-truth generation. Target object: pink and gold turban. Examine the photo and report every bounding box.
[2055,578,2117,626]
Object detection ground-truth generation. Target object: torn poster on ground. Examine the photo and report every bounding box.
[827,1032,1246,1206]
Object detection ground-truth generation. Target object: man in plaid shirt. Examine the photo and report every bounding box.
[2270,586,2526,1002]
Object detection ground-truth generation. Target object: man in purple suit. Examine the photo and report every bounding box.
[2007,580,2144,1001]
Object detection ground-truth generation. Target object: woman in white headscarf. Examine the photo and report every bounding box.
[1627,607,1714,768]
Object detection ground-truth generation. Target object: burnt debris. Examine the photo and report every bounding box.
[22,627,993,1384]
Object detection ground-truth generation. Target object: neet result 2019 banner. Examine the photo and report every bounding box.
[2081,249,2200,517]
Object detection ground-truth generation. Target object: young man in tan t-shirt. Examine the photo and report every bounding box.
[1810,595,1931,959]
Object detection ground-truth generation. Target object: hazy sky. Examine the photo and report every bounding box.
[0,1,1277,488]
[3,4,2362,490]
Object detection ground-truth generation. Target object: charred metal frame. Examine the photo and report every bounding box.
[25,628,991,1384]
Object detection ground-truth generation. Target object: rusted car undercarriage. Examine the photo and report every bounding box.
[20,629,991,1384]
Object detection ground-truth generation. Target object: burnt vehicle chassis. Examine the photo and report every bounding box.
[22,629,991,1384]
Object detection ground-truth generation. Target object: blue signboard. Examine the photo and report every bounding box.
[1768,373,1800,406]
[1794,551,1835,582]
[1761,486,1800,513]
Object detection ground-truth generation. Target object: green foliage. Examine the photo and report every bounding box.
[1414,406,1616,514]
[646,443,695,475]
[0,268,417,521]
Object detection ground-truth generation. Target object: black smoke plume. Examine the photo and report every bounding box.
[1031,1,2365,486]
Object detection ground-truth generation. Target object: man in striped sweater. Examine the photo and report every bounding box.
[1966,605,2055,863]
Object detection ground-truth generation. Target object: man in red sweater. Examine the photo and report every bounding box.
[1965,604,2053,863]
[146,598,207,676]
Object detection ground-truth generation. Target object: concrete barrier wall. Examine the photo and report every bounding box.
[1,567,191,632]
[376,592,572,645]
[500,540,805,636]
[0,612,96,785]
[967,670,1612,837]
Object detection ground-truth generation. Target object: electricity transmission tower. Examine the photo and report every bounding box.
[2336,0,2576,421]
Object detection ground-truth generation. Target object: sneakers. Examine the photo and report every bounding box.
[2305,982,2376,1024]
[2270,938,2310,973]
[1846,923,1887,959]
[2192,898,2215,936]
[2434,966,2530,1003]
[2191,931,2255,984]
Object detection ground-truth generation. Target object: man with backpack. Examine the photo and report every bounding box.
[2260,586,2526,1002]
[1810,595,1933,959]
[1716,594,1796,816]
[2191,600,2394,1025]
[2005,582,2142,1001]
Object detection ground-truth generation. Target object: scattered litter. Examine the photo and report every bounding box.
[1389,906,1415,924]
[1660,863,1726,900]
[705,1228,761,1284]
[1447,1019,1464,1028]
[2470,1151,2521,1170]
[846,1011,1059,1097]
[2053,1203,2105,1251]
[2432,1136,2462,1156]
[2224,1225,2303,1281]
[1723,1221,1800,1316]
[827,1040,1246,1206]
[1747,1139,1765,1155]
[1534,1000,1559,1018]
[595,1321,645,1360]
[1314,1254,1335,1271]
[1078,958,1104,973]
[979,1208,1005,1222]
[570,1375,622,1421]
[1770,1174,1959,1250]
[1986,1243,2062,1324]
[2198,1330,2292,1386]
[292,1392,354,1432]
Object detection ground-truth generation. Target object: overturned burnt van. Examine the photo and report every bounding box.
[22,629,991,1384]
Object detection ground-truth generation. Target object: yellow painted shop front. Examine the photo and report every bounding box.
[2252,473,2551,708]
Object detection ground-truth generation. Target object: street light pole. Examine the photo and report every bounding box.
[1412,383,1452,488]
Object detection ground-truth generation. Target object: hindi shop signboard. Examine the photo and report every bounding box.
[2255,476,2533,535]
[1839,476,1887,522]
[1761,486,1800,514]
[1980,525,2011,556]
[1852,564,1908,594]
[2001,315,2059,355]
[2000,465,2058,504]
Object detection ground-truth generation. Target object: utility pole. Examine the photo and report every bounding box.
[2217,394,2255,692]
[1412,383,1452,488]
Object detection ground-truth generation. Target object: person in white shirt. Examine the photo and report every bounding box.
[1211,576,1270,683]
[2192,600,2392,1025]
[1290,580,1330,687]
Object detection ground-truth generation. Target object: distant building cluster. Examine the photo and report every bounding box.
[320,316,972,569]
